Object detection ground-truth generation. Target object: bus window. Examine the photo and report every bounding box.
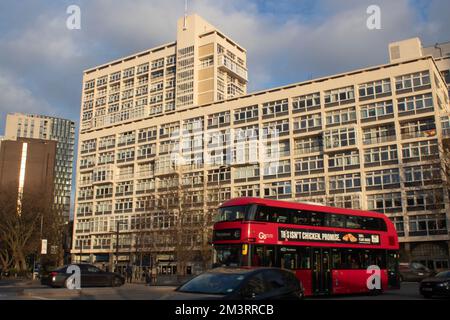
[279,247,298,270]
[255,206,271,222]
[325,214,346,228]
[298,247,311,269]
[310,212,325,227]
[271,208,290,224]
[346,216,362,229]
[252,246,276,267]
[340,249,362,269]
[331,249,342,269]
[292,211,309,225]
[215,245,242,267]
[215,206,249,223]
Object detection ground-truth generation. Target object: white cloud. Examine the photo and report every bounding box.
[0,72,56,116]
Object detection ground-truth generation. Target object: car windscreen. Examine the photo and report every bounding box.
[435,271,450,278]
[177,272,246,295]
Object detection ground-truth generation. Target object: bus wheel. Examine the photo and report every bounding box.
[369,288,383,296]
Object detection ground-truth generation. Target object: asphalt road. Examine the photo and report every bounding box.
[0,279,446,300]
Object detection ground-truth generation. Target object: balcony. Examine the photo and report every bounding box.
[218,55,248,83]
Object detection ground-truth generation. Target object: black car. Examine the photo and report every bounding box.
[399,262,434,282]
[419,270,450,298]
[41,264,125,288]
[161,267,304,300]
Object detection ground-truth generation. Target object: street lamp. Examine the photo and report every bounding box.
[114,220,127,272]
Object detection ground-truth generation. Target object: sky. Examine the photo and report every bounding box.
[0,0,449,135]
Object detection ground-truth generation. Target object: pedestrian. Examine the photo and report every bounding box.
[126,264,133,283]
[144,268,151,285]
[151,267,157,285]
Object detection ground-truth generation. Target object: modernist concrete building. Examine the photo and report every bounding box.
[4,114,75,222]
[73,14,450,273]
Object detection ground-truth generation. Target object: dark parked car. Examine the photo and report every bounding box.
[41,264,125,288]
[399,262,434,282]
[161,267,304,300]
[420,270,450,298]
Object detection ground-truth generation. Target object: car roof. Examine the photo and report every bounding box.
[208,267,287,275]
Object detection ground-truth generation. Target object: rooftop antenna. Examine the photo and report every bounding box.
[183,0,188,30]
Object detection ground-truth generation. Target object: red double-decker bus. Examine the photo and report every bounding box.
[212,197,400,296]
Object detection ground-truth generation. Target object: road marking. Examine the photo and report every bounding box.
[31,296,51,300]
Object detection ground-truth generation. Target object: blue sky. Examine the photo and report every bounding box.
[0,0,449,134]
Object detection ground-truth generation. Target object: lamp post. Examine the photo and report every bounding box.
[115,220,127,272]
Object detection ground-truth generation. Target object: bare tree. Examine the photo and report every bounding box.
[0,185,57,273]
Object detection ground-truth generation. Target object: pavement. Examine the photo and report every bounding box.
[0,279,446,300]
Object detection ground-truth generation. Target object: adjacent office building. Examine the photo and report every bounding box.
[73,14,450,272]
[0,137,56,210]
[4,114,76,222]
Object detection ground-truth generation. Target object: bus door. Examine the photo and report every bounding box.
[312,248,332,295]
[387,251,400,289]
[251,245,276,267]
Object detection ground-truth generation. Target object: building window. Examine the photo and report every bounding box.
[363,124,396,145]
[400,118,436,140]
[123,67,135,79]
[365,169,400,188]
[293,113,322,131]
[117,147,135,162]
[404,165,441,184]
[324,127,356,149]
[329,173,361,191]
[292,93,320,112]
[409,214,447,237]
[328,151,360,169]
[81,139,96,153]
[151,58,164,69]
[325,107,357,126]
[208,168,231,183]
[234,165,259,180]
[367,193,402,213]
[294,136,322,155]
[398,93,433,113]
[160,122,180,137]
[263,160,291,176]
[138,127,157,142]
[235,185,260,198]
[395,71,430,91]
[328,194,361,210]
[295,178,325,195]
[208,111,230,127]
[262,99,289,117]
[360,100,394,120]
[402,140,438,161]
[364,145,398,165]
[262,119,290,137]
[406,188,445,212]
[234,105,259,123]
[358,79,391,98]
[118,131,135,146]
[264,181,292,198]
[137,63,149,74]
[390,217,405,237]
[295,155,324,174]
[324,86,355,105]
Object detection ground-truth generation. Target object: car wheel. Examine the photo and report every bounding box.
[112,277,123,287]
